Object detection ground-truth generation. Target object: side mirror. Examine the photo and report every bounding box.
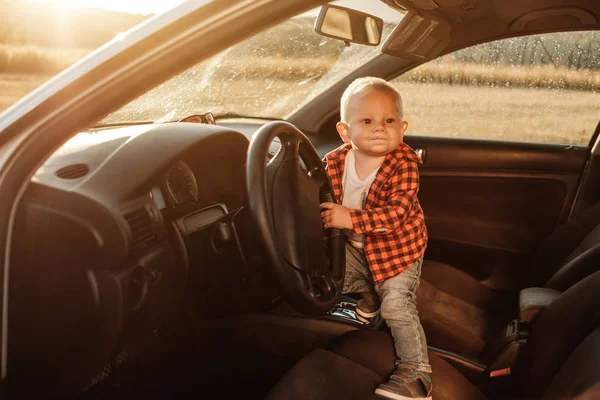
[314,4,384,46]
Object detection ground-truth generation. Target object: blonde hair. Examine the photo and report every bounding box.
[339,77,403,123]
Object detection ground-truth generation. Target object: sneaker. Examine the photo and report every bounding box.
[355,298,381,322]
[375,368,432,400]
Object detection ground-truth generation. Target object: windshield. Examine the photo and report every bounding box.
[101,1,404,124]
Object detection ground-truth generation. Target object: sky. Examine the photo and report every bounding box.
[23,0,189,15]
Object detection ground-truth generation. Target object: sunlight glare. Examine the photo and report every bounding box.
[23,0,189,15]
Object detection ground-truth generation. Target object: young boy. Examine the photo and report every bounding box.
[320,77,431,400]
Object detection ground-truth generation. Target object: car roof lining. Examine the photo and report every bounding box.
[381,0,600,58]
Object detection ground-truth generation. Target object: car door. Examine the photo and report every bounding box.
[310,31,599,292]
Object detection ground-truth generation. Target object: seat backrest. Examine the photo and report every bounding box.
[535,202,600,288]
[560,224,600,265]
[542,327,600,399]
[544,241,600,291]
[516,270,600,398]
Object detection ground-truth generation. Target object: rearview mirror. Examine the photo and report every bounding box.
[314,4,384,46]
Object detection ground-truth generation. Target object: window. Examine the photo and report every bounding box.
[0,1,189,113]
[391,32,600,146]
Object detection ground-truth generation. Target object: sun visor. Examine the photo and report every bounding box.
[382,0,465,11]
[509,7,597,31]
[382,11,451,60]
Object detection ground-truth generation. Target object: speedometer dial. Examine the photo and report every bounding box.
[164,161,198,205]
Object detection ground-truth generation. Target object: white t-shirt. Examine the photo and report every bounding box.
[342,149,379,248]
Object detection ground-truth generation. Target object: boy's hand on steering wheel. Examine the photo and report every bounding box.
[320,202,353,230]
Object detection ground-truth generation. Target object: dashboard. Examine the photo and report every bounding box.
[9,122,259,392]
[7,117,346,395]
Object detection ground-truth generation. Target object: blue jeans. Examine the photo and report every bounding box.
[344,244,431,373]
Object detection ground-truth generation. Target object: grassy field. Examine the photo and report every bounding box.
[0,44,89,74]
[1,59,598,146]
[204,57,600,92]
[182,77,598,146]
[0,72,52,111]
[0,44,88,111]
[397,81,599,146]
[403,61,600,92]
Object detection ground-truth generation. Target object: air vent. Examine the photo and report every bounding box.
[124,207,158,249]
[55,163,90,179]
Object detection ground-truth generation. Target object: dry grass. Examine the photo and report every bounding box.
[205,57,600,92]
[395,82,599,146]
[208,57,337,81]
[0,44,89,74]
[401,61,600,92]
[1,56,598,146]
[0,72,53,111]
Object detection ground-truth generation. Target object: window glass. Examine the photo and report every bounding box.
[101,2,405,124]
[391,32,600,146]
[0,1,189,113]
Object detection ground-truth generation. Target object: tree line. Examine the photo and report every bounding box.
[451,32,600,71]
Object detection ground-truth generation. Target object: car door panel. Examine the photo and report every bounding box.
[409,136,587,289]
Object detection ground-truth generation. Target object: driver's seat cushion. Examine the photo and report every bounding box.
[265,348,381,400]
[417,260,516,356]
[267,330,487,400]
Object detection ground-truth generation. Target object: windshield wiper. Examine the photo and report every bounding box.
[90,121,155,130]
[160,113,276,124]
[214,113,280,121]
[91,114,281,130]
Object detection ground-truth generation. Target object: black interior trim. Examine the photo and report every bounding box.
[428,346,486,381]
[406,136,587,172]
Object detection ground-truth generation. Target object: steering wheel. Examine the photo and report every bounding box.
[246,121,345,315]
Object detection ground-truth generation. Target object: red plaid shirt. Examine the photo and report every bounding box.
[324,143,428,282]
